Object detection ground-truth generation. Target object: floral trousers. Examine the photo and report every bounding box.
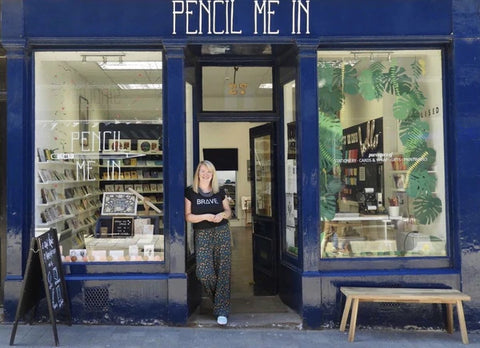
[195,224,231,317]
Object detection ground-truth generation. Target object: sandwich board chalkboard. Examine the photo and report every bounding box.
[10,229,71,346]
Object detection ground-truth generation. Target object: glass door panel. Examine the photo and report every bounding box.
[254,135,272,217]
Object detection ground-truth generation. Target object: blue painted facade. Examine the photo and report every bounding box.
[2,0,480,330]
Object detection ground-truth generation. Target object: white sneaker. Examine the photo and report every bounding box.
[217,315,228,326]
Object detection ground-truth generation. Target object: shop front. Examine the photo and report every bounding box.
[2,0,480,330]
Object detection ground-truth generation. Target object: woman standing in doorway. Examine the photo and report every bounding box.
[185,160,232,326]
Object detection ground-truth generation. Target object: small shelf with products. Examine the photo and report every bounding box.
[340,117,384,212]
[35,152,101,251]
[98,122,164,233]
[98,153,164,217]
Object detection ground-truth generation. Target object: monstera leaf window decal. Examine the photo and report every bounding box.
[318,55,442,224]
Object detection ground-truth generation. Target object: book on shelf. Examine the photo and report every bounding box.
[105,184,115,192]
[37,147,46,162]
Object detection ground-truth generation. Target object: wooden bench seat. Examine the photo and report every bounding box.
[339,286,471,344]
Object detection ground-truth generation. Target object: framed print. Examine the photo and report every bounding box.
[101,192,138,216]
[108,139,131,152]
[138,139,159,153]
[79,96,89,146]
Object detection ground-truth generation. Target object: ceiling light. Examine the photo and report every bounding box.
[99,61,163,70]
[259,83,272,89]
[117,83,163,90]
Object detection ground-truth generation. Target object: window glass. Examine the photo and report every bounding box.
[218,171,238,219]
[283,80,298,256]
[253,135,273,217]
[318,50,446,258]
[202,66,273,111]
[34,51,164,263]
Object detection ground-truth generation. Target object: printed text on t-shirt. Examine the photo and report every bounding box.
[197,198,219,205]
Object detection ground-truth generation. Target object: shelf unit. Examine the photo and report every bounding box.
[98,152,164,233]
[35,159,101,249]
[97,122,163,233]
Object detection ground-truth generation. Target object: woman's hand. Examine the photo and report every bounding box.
[205,214,217,222]
[212,212,225,223]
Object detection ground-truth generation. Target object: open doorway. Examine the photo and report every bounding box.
[186,44,300,325]
[198,122,259,300]
[187,121,299,327]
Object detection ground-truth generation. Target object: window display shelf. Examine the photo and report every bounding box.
[99,165,162,168]
[38,214,75,227]
[99,178,163,182]
[63,193,101,203]
[38,160,99,168]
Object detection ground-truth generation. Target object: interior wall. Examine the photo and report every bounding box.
[34,59,107,153]
[199,122,264,227]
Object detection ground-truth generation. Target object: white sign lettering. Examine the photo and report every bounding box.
[172,0,310,35]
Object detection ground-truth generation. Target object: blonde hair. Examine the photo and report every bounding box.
[192,160,220,194]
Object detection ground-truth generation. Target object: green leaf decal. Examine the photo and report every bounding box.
[413,194,442,225]
[382,66,412,95]
[319,112,343,172]
[406,170,437,198]
[399,118,430,150]
[394,93,423,120]
[318,87,344,115]
[358,69,377,100]
[341,65,360,95]
[320,193,338,221]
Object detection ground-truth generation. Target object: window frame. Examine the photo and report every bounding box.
[316,44,454,271]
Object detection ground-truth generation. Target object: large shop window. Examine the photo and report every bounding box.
[34,51,164,263]
[318,49,447,259]
[283,80,298,257]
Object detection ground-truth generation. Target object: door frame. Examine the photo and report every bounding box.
[185,44,299,314]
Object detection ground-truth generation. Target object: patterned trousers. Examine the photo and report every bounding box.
[195,224,231,317]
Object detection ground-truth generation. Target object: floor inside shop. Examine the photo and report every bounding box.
[188,226,302,329]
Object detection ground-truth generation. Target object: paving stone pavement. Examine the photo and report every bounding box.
[1,323,479,348]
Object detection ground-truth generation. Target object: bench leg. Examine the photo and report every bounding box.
[446,303,454,334]
[340,296,352,332]
[456,300,469,345]
[348,298,359,342]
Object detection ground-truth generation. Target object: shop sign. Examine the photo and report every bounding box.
[172,0,310,35]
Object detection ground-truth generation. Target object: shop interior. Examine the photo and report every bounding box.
[318,50,447,259]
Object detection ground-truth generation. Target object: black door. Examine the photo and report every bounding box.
[249,123,278,295]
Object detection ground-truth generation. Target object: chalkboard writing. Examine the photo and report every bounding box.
[10,229,71,346]
[112,217,134,237]
[37,231,66,312]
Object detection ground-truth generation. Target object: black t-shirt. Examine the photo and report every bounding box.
[185,186,228,230]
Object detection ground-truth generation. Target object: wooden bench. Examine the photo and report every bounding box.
[339,286,471,344]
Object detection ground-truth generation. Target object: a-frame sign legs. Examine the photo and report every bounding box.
[10,230,71,346]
